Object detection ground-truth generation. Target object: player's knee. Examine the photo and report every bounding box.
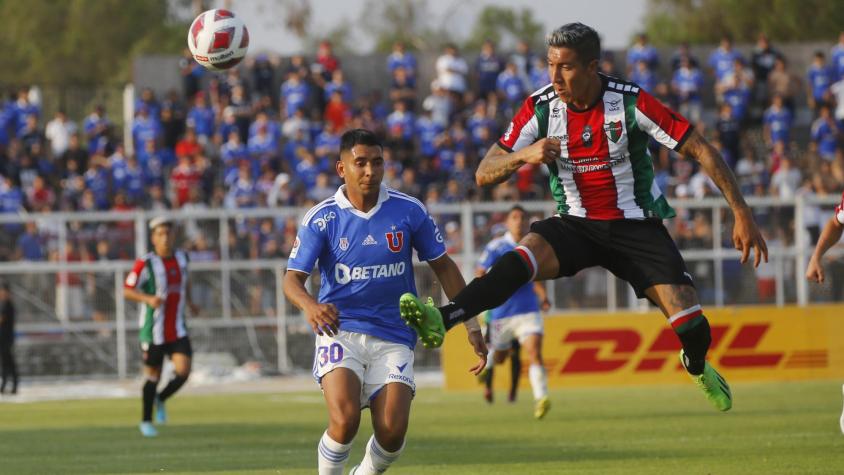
[374,417,408,451]
[329,408,360,442]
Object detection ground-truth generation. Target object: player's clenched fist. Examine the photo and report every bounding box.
[523,138,561,165]
[305,302,340,336]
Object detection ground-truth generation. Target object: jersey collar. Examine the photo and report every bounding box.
[334,184,389,219]
[503,231,516,244]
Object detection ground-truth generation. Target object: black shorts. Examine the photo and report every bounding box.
[141,337,192,368]
[530,215,693,299]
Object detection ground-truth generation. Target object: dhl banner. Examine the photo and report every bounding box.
[442,305,844,390]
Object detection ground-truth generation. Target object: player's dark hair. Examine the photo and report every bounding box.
[340,128,382,154]
[546,23,601,65]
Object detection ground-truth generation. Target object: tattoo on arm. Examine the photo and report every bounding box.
[679,131,748,210]
[475,144,525,186]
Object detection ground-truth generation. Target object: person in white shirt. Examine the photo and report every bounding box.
[44,110,77,157]
[435,43,468,106]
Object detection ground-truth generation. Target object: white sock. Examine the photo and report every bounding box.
[528,364,548,400]
[484,348,495,370]
[318,431,353,475]
[356,434,404,474]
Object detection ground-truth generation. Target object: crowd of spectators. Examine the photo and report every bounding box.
[3,33,844,290]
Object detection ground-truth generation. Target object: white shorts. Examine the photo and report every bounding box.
[312,330,415,408]
[489,312,543,351]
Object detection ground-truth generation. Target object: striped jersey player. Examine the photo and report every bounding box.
[500,72,689,220]
[124,217,198,438]
[400,23,769,418]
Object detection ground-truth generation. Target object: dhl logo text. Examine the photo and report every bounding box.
[543,323,827,375]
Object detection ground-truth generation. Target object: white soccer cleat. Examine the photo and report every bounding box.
[839,384,844,435]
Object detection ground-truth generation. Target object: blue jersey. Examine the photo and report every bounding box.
[763,107,792,144]
[832,44,844,81]
[477,233,539,320]
[808,65,833,101]
[287,185,446,348]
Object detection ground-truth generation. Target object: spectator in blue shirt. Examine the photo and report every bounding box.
[186,93,215,144]
[415,109,443,159]
[830,32,844,81]
[132,106,161,151]
[323,69,352,103]
[630,60,658,93]
[83,105,110,155]
[529,56,550,91]
[293,149,326,190]
[225,162,258,209]
[135,88,161,122]
[497,62,526,114]
[12,89,39,137]
[467,101,496,146]
[280,71,310,119]
[626,33,659,75]
[763,95,793,147]
[136,139,167,187]
[709,35,743,85]
[314,124,341,162]
[811,104,840,161]
[807,51,833,111]
[477,40,504,99]
[83,159,111,210]
[386,41,417,80]
[247,123,279,174]
[121,155,146,205]
[671,56,704,124]
[386,101,415,141]
[16,222,44,261]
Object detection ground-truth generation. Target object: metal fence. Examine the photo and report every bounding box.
[1,195,842,379]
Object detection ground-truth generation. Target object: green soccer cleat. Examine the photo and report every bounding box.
[680,350,732,412]
[399,293,446,348]
[534,396,551,420]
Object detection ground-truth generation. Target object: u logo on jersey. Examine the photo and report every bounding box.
[385,231,404,253]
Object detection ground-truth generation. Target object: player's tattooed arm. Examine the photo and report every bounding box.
[678,130,747,212]
[476,139,560,187]
[679,129,768,266]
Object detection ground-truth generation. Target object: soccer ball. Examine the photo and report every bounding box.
[187,9,249,71]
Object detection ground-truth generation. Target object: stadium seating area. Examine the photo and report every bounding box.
[2,34,844,265]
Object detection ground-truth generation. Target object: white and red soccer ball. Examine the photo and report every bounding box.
[187,9,249,71]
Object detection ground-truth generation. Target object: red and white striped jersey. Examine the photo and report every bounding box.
[498,73,692,220]
[125,250,190,345]
[835,191,844,225]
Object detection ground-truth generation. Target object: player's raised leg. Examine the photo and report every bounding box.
[354,382,413,475]
[401,232,559,341]
[646,284,731,411]
[319,368,361,475]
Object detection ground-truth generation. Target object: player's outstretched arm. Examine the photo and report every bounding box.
[475,139,560,187]
[427,255,488,374]
[282,270,339,336]
[679,130,769,267]
[807,216,844,283]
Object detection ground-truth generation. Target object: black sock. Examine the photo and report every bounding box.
[157,375,188,402]
[484,366,493,390]
[678,317,711,376]
[509,342,521,398]
[142,380,157,422]
[440,251,533,330]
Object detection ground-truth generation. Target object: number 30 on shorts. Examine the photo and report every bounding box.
[317,343,344,367]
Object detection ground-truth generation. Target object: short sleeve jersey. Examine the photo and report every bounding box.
[287,185,446,348]
[498,74,692,220]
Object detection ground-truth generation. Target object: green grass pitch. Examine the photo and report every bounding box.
[0,380,843,474]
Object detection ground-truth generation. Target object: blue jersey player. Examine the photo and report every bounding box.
[282,129,487,475]
[477,205,552,419]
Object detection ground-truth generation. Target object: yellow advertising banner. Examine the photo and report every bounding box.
[442,305,844,390]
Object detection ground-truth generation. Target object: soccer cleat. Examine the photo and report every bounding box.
[139,421,158,437]
[155,396,167,425]
[399,293,445,349]
[534,396,550,419]
[483,387,493,404]
[680,350,732,412]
